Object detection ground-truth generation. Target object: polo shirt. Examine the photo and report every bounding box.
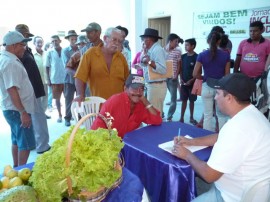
[75,45,129,99]
[237,37,270,78]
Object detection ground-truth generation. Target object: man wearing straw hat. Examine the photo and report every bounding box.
[62,30,79,127]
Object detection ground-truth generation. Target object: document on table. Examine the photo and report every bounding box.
[158,135,208,154]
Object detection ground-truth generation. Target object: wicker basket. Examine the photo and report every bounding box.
[65,113,123,202]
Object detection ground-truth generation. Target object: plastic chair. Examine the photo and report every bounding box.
[71,96,106,129]
[240,176,270,202]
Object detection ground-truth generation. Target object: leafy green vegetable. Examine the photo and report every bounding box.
[29,127,123,202]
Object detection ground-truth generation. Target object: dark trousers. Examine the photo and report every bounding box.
[64,83,76,121]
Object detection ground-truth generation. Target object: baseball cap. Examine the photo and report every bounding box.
[75,35,88,44]
[81,22,101,32]
[3,31,32,46]
[207,73,256,101]
[125,74,145,88]
[15,24,34,37]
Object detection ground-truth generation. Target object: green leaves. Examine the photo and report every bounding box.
[29,127,123,202]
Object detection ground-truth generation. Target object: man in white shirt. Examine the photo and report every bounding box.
[173,73,270,201]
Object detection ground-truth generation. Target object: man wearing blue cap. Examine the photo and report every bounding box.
[172,73,270,201]
[91,74,162,139]
[0,31,36,166]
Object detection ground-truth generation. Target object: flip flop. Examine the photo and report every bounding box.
[190,119,198,125]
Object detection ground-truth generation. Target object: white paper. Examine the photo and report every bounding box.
[158,135,208,154]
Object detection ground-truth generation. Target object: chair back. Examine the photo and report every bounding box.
[240,176,270,202]
[71,96,106,129]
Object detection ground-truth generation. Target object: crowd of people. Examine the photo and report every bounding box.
[0,19,270,201]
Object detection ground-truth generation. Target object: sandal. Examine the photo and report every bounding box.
[190,119,198,125]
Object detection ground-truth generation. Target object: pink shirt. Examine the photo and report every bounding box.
[91,92,162,139]
[165,47,181,79]
[237,38,270,78]
[131,52,143,76]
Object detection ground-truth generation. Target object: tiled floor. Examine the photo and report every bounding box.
[0,90,204,169]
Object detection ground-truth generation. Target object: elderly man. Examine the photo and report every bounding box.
[74,27,129,103]
[91,74,162,138]
[173,73,270,202]
[0,31,36,166]
[15,24,51,154]
[140,28,167,117]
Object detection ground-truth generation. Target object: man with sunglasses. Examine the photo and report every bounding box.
[91,74,162,138]
[0,31,36,166]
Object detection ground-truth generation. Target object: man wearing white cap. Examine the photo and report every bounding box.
[0,31,36,166]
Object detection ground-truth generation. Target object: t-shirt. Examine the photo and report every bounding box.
[91,92,162,138]
[75,45,129,99]
[181,53,198,82]
[197,49,230,82]
[237,37,270,78]
[207,105,270,202]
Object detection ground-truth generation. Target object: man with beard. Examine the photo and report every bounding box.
[74,27,129,102]
[91,74,162,138]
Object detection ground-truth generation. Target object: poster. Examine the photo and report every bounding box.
[193,7,270,39]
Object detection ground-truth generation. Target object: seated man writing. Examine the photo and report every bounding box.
[91,74,162,138]
[172,73,270,201]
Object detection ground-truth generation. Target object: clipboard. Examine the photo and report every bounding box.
[148,60,173,80]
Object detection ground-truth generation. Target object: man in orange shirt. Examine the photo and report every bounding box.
[74,27,129,104]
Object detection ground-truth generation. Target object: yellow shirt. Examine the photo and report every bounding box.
[75,46,129,99]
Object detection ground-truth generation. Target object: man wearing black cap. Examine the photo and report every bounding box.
[0,31,36,166]
[15,24,51,154]
[172,73,270,201]
[140,28,167,117]
[62,30,78,127]
[91,74,162,139]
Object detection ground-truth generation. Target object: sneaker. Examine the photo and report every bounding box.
[57,117,62,123]
[166,118,172,122]
[65,120,71,127]
[46,114,51,119]
[37,146,51,154]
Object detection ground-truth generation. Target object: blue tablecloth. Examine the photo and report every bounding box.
[13,162,144,202]
[122,122,213,202]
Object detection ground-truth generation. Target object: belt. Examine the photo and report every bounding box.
[148,80,166,84]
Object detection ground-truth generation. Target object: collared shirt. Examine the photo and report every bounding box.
[62,46,79,84]
[91,92,162,138]
[142,42,167,83]
[33,49,47,84]
[75,45,129,99]
[45,48,65,84]
[0,50,36,113]
[237,36,270,78]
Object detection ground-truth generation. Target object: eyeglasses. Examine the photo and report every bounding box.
[129,86,146,93]
[109,37,123,44]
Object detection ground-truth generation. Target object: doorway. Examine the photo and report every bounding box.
[148,17,171,47]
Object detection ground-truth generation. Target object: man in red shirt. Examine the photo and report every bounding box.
[91,74,162,138]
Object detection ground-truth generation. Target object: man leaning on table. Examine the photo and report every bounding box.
[172,73,270,202]
[91,74,162,138]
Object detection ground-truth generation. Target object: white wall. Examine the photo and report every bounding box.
[134,0,270,59]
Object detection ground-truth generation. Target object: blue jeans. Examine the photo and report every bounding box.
[3,110,36,151]
[192,185,224,202]
[201,83,228,131]
[166,78,178,120]
[48,85,52,108]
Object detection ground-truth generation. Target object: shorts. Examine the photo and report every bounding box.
[3,110,36,151]
[52,84,64,99]
[180,84,197,102]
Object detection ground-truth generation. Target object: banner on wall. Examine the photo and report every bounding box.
[193,7,270,39]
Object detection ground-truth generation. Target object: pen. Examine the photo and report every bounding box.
[178,128,181,141]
